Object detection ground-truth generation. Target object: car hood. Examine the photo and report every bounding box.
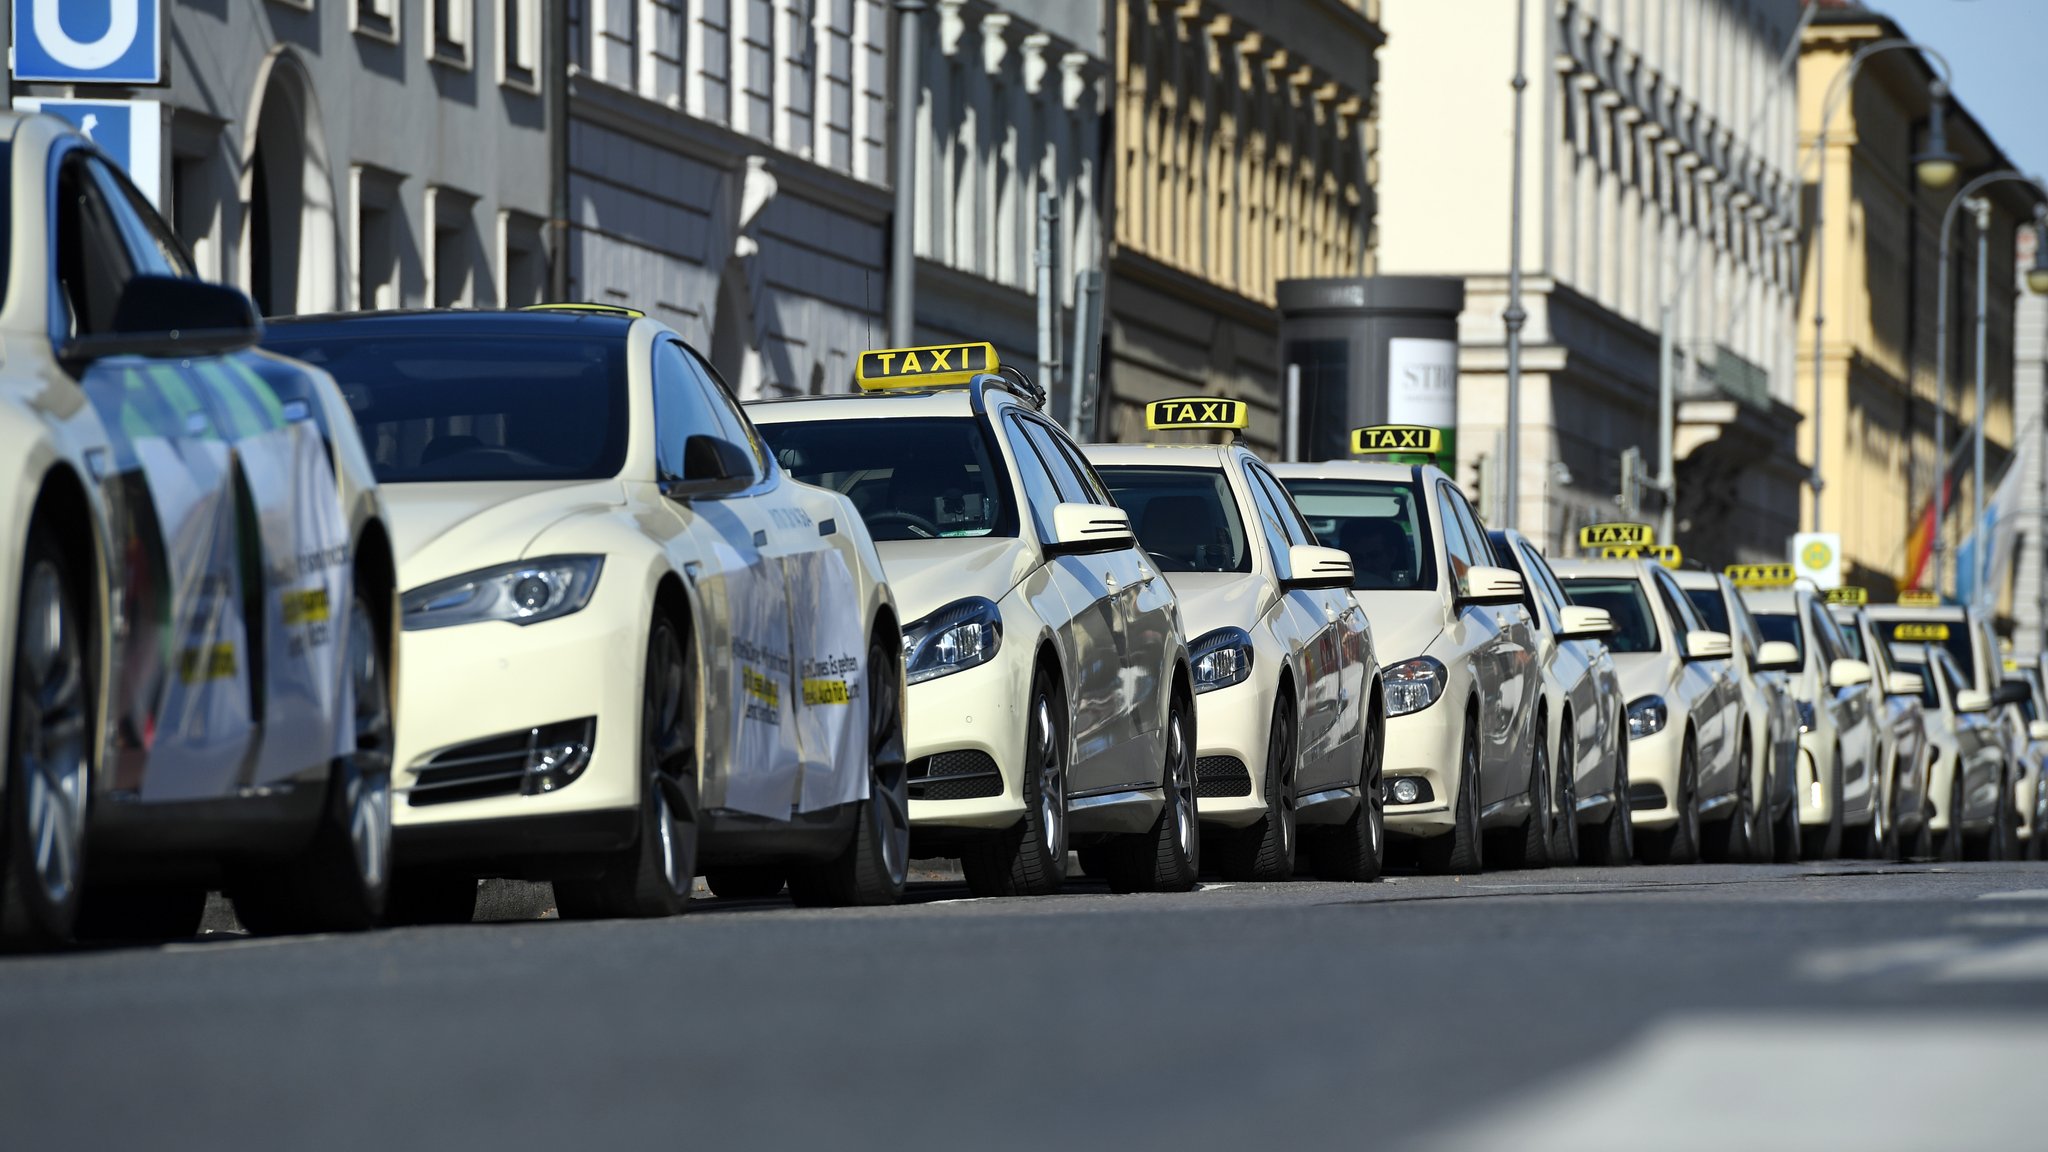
[877,536,1034,621]
[382,481,627,585]
[1610,651,1679,704]
[1352,591,1444,663]
[1163,570,1270,637]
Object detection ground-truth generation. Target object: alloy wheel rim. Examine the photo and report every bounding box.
[1278,716,1297,859]
[869,645,909,885]
[1367,724,1384,860]
[1558,732,1578,860]
[345,607,392,892]
[646,621,696,897]
[17,562,88,907]
[1035,695,1065,862]
[1169,704,1197,862]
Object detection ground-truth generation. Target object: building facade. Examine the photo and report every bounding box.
[2011,225,2046,654]
[1374,0,1805,557]
[1101,0,1383,455]
[16,0,556,317]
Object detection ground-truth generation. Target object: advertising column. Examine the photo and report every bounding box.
[1276,276,1465,469]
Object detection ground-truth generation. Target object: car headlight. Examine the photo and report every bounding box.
[1627,695,1668,740]
[401,556,604,631]
[1190,627,1254,694]
[903,597,1002,685]
[1796,700,1817,734]
[1384,656,1447,717]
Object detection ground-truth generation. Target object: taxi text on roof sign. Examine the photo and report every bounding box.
[1825,587,1868,606]
[1579,522,1655,548]
[1898,589,1941,608]
[1725,563,1796,587]
[1599,543,1683,568]
[1893,622,1950,642]
[1351,425,1443,455]
[1145,397,1249,431]
[854,342,999,391]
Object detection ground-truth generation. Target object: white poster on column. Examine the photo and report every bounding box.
[1386,337,1458,427]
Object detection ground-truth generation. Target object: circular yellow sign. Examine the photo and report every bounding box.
[1801,540,1833,570]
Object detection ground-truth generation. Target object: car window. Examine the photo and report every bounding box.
[1039,425,1116,505]
[1095,465,1250,573]
[1651,569,1707,639]
[762,415,1016,541]
[651,340,728,482]
[1683,587,1730,636]
[997,417,1062,540]
[52,151,135,338]
[1435,483,1478,595]
[1501,537,1563,632]
[1282,476,1437,591]
[1241,467,1298,574]
[1807,601,1847,665]
[1724,587,1765,661]
[1560,576,1660,653]
[684,346,768,479]
[1015,416,1096,505]
[1754,611,1802,659]
[1246,464,1314,548]
[89,155,193,278]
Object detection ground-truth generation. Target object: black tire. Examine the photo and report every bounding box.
[1907,784,1936,861]
[1100,687,1199,893]
[1213,699,1300,882]
[1800,749,1844,861]
[1417,712,1483,874]
[1938,764,1967,862]
[1752,739,1779,865]
[1771,754,1801,864]
[705,869,787,901]
[230,591,394,934]
[385,873,480,925]
[961,667,1067,897]
[789,637,911,907]
[74,883,208,942]
[1308,706,1385,882]
[1701,731,1755,864]
[1,527,91,949]
[1638,737,1700,866]
[1489,714,1551,870]
[1549,724,1580,866]
[555,614,700,919]
[1968,771,2018,863]
[1582,725,1633,866]
[1849,759,1901,862]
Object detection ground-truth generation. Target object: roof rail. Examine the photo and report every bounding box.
[966,367,1047,414]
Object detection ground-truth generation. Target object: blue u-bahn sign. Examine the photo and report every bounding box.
[13,0,163,85]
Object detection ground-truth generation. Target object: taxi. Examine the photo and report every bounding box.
[1274,428,1541,874]
[1830,590,1935,859]
[2004,655,2048,859]
[1552,550,1740,865]
[1086,404,1380,882]
[1673,567,1802,862]
[265,308,907,919]
[1882,634,2009,859]
[750,345,1199,896]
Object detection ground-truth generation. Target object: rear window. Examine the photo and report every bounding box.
[1879,617,1974,676]
[1559,577,1660,653]
[1684,587,1729,635]
[1281,476,1436,591]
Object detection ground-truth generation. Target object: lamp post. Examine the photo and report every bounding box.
[888,0,927,345]
[1500,0,1528,530]
[1806,43,1956,537]
[1932,170,2048,602]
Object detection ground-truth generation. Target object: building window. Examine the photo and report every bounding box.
[500,211,548,306]
[742,0,774,140]
[352,167,407,310]
[431,0,472,67]
[501,0,539,90]
[427,187,481,307]
[355,0,398,41]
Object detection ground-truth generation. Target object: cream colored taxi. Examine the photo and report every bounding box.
[265,308,908,920]
[1275,428,1542,874]
[1676,568,1803,862]
[1086,404,1381,882]
[1831,592,1935,859]
[1739,582,1877,861]
[751,345,1198,896]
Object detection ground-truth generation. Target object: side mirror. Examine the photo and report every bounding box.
[1460,565,1525,606]
[1557,605,1614,639]
[1282,544,1354,590]
[1956,689,1994,714]
[1755,640,1801,672]
[2029,720,2048,742]
[60,275,260,363]
[1684,630,1733,661]
[663,434,755,499]
[1047,503,1135,555]
[1828,658,1874,690]
[1886,671,1925,698]
[1994,680,2032,708]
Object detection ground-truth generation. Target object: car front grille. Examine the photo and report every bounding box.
[408,719,595,807]
[910,751,1003,801]
[1196,756,1253,798]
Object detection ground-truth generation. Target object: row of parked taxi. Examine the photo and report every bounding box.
[6,112,2041,949]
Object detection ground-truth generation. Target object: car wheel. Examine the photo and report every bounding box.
[1771,748,1802,864]
[705,870,786,900]
[1100,686,1199,893]
[385,873,481,925]
[231,591,394,934]
[1867,760,1901,861]
[1549,726,1580,866]
[1490,716,1551,870]
[1638,737,1700,865]
[1417,713,1483,874]
[1702,733,1755,864]
[1213,698,1299,882]
[74,883,208,942]
[1799,748,1845,861]
[556,613,700,919]
[0,529,91,949]
[1308,708,1385,882]
[1582,725,1632,866]
[961,668,1067,897]
[1969,771,2018,863]
[1937,765,1967,862]
[790,636,911,907]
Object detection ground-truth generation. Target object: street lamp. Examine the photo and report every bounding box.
[1804,42,1954,536]
[1500,0,1528,530]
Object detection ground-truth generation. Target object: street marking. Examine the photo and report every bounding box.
[1975,889,2048,900]
[1933,937,2048,983]
[1199,883,1235,892]
[1796,937,1980,982]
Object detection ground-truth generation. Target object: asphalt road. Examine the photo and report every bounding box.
[6,860,2048,1151]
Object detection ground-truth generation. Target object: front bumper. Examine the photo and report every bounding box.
[902,646,1030,832]
[1192,678,1273,830]
[1625,722,1686,831]
[1381,697,1462,839]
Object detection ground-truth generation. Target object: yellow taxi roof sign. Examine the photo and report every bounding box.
[1898,589,1941,608]
[1825,586,1868,606]
[1599,543,1683,568]
[1351,425,1442,455]
[1893,622,1950,642]
[1579,522,1655,548]
[854,342,998,391]
[1725,563,1796,587]
[1146,397,1249,431]
[521,302,646,318]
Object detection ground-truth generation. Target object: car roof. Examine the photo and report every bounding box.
[1864,604,1969,622]
[266,307,646,341]
[1548,558,1654,580]
[1740,587,1809,612]
[1669,569,1723,590]
[1268,459,1420,484]
[1082,443,1238,469]
[745,388,993,421]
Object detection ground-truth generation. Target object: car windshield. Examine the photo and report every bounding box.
[758,416,1014,541]
[262,330,630,482]
[1753,612,1803,659]
[1684,587,1730,635]
[1094,466,1250,573]
[1280,477,1436,591]
[1560,577,1660,653]
[1878,617,1974,677]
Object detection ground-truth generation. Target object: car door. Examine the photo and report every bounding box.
[1652,568,1736,793]
[1807,597,1874,808]
[1518,538,1600,791]
[1244,460,1349,791]
[1448,485,1533,799]
[1259,461,1368,789]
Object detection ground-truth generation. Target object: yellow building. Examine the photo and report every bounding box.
[1800,7,2033,595]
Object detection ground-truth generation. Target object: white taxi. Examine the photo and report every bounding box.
[265,308,907,920]
[1676,568,1803,862]
[751,345,1198,896]
[1552,555,1741,865]
[1831,593,1935,859]
[1087,404,1380,882]
[1739,583,1877,861]
[1274,428,1542,874]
